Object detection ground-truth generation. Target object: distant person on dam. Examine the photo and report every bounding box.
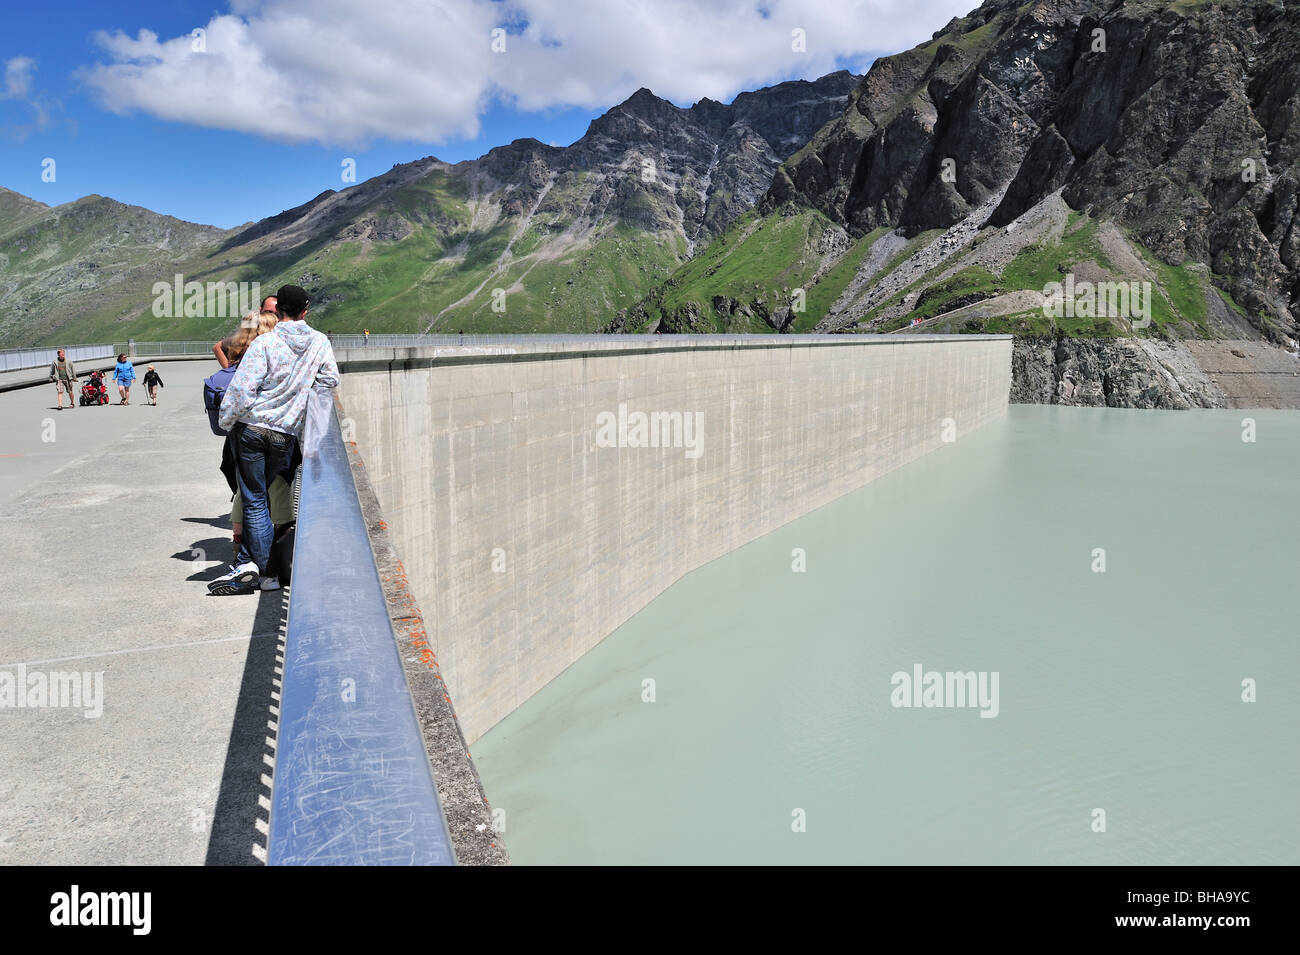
[208,285,338,596]
[48,349,78,410]
[212,295,277,368]
[142,365,164,405]
[111,353,135,405]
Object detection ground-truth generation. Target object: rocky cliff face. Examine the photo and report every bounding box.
[1011,336,1227,407]
[1013,334,1300,407]
[767,0,1300,342]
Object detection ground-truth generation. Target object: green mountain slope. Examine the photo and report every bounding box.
[0,72,859,346]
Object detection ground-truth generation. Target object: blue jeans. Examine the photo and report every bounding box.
[234,423,295,574]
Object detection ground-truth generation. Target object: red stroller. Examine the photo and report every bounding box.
[79,370,109,406]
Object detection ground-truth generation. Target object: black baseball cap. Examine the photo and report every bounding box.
[276,284,311,316]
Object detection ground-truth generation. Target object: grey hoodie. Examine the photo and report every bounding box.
[49,358,77,381]
[219,321,339,436]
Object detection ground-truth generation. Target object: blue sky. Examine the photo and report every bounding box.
[0,0,973,229]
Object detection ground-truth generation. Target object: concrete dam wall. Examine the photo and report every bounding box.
[338,335,1013,743]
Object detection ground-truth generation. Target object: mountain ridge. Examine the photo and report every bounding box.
[0,70,859,345]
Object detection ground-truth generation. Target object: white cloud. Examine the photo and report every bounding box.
[79,0,978,147]
[1,56,56,140]
[3,57,36,100]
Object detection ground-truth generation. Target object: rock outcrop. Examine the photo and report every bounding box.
[1011,335,1300,408]
[1011,336,1229,408]
[766,0,1300,343]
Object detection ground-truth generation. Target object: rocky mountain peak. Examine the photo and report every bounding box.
[766,0,1300,339]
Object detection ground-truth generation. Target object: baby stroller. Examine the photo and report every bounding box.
[79,370,109,406]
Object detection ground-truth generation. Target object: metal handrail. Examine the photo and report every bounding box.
[267,403,455,866]
[0,344,116,372]
[113,341,221,357]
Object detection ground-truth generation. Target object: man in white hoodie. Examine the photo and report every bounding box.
[209,285,339,596]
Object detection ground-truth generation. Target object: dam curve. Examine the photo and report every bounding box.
[337,334,1013,744]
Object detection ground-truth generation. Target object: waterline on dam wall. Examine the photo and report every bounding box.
[472,405,1300,865]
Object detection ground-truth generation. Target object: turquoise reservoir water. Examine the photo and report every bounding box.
[473,406,1300,864]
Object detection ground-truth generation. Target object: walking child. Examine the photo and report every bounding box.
[143,365,164,405]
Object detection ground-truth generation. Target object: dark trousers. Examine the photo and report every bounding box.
[233,423,294,574]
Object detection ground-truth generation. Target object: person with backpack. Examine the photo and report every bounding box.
[204,312,296,577]
[48,349,78,410]
[208,285,338,596]
[203,312,276,434]
[142,365,164,405]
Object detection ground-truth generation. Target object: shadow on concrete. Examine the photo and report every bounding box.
[175,538,237,580]
[182,514,233,529]
[204,587,288,866]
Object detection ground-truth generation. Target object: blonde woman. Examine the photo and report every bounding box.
[213,297,277,368]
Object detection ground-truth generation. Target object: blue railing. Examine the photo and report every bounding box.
[267,404,454,865]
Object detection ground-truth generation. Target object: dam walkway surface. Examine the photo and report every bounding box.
[0,361,283,865]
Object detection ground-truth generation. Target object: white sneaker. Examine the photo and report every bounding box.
[259,576,281,591]
[208,562,260,596]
